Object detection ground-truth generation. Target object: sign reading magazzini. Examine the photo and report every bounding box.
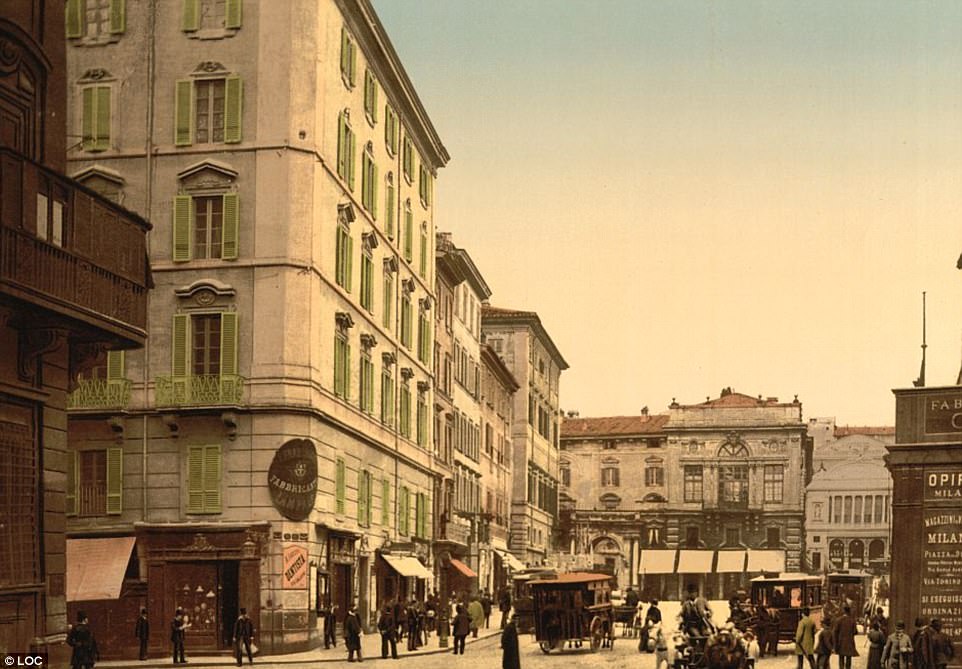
[922,470,962,643]
[924,391,962,434]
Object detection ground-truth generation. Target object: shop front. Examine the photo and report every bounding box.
[376,552,432,610]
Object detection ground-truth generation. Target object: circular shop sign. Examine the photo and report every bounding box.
[268,438,318,521]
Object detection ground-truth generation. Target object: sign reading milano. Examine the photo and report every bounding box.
[268,438,318,521]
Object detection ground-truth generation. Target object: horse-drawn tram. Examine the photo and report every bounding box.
[530,572,616,653]
[750,573,824,642]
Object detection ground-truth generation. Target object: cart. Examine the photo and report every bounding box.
[530,572,616,654]
[750,573,823,643]
[825,571,873,628]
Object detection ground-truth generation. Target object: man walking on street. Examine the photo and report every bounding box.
[170,608,189,664]
[377,604,398,660]
[344,604,363,663]
[232,608,255,666]
[134,608,149,661]
[832,605,859,669]
[481,590,493,629]
[321,600,337,650]
[452,604,471,655]
[795,606,816,669]
[498,588,512,629]
[881,621,913,669]
[929,619,954,669]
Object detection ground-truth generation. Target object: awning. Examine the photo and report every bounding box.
[747,549,785,573]
[677,550,714,574]
[66,536,136,601]
[493,547,525,572]
[639,549,677,575]
[449,558,477,578]
[381,554,433,580]
[715,550,747,573]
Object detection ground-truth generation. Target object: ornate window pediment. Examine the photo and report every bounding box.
[177,159,238,192]
[174,279,236,307]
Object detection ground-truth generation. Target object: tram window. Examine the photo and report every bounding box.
[771,586,787,607]
[790,587,802,607]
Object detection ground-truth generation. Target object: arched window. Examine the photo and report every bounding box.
[829,539,845,569]
[718,441,750,457]
[868,539,885,564]
[599,493,621,510]
[849,539,865,569]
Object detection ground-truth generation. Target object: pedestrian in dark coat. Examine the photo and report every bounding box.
[134,608,149,661]
[68,612,99,669]
[344,605,363,663]
[481,591,493,629]
[929,619,955,669]
[866,622,886,669]
[498,589,512,629]
[320,600,337,649]
[501,616,520,669]
[452,604,471,655]
[377,605,398,659]
[232,608,255,666]
[405,598,421,651]
[815,618,834,669]
[832,606,859,669]
[170,608,189,664]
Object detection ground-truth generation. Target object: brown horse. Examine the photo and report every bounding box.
[704,630,749,669]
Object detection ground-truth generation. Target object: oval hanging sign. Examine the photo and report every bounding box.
[268,438,318,521]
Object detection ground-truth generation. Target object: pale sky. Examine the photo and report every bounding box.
[372,0,962,426]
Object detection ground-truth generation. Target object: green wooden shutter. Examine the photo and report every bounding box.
[174,80,193,146]
[335,458,345,514]
[82,88,95,151]
[172,195,192,261]
[347,130,356,191]
[340,29,350,81]
[224,76,242,144]
[95,87,111,151]
[66,0,84,38]
[106,447,123,514]
[225,0,242,29]
[219,313,238,376]
[415,493,423,538]
[357,470,367,525]
[109,0,126,34]
[203,445,222,512]
[337,114,347,179]
[346,235,353,293]
[372,162,379,220]
[183,0,200,31]
[65,451,77,516]
[171,314,189,377]
[106,351,125,380]
[221,193,239,259]
[345,343,351,398]
[187,446,204,512]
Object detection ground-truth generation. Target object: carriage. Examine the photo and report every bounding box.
[511,567,557,634]
[750,573,824,643]
[530,572,617,653]
[824,571,874,626]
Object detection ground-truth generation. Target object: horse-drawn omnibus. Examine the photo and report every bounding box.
[825,570,874,626]
[750,573,824,643]
[530,572,617,653]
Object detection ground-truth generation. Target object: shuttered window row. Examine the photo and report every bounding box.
[66,0,125,38]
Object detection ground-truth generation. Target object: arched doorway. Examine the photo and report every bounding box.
[591,536,623,579]
[868,539,885,566]
[829,539,845,569]
[848,540,865,569]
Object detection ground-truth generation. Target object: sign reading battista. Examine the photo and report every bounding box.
[924,391,962,434]
[922,510,962,640]
[268,439,318,521]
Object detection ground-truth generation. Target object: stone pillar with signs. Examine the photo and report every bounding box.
[890,386,962,666]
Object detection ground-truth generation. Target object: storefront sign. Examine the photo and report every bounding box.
[921,510,962,639]
[268,439,318,521]
[282,544,309,589]
[925,468,962,503]
[924,392,962,435]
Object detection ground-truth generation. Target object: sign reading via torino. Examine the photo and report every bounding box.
[268,438,318,521]
[924,391,962,434]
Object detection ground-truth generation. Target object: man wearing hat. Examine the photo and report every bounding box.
[67,611,99,669]
[232,608,255,665]
[170,608,189,664]
[134,608,149,661]
[881,621,913,669]
[929,619,955,669]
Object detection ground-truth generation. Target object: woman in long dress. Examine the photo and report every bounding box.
[867,622,886,669]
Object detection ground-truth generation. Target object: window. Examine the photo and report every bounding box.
[384,106,399,155]
[186,445,221,514]
[174,76,242,146]
[415,492,429,539]
[333,332,351,399]
[560,465,570,487]
[400,295,412,348]
[685,526,700,548]
[380,367,394,427]
[419,223,428,277]
[384,174,395,239]
[360,249,373,311]
[843,496,852,524]
[813,502,823,521]
[402,136,414,183]
[182,0,242,32]
[829,539,844,568]
[763,465,784,503]
[66,448,123,517]
[718,465,749,507]
[340,27,356,87]
[416,394,427,447]
[399,382,411,438]
[361,148,378,218]
[364,69,378,124]
[190,314,221,375]
[853,496,863,524]
[357,469,372,527]
[684,466,703,503]
[403,201,413,262]
[417,310,431,364]
[873,496,883,525]
[335,222,353,291]
[601,465,619,487]
[645,466,664,487]
[0,402,40,587]
[382,269,393,329]
[35,183,67,247]
[66,0,125,40]
[172,193,239,261]
[381,478,390,525]
[359,351,374,414]
[864,495,873,524]
[170,312,238,380]
[811,552,822,570]
[336,111,356,190]
[646,526,663,547]
[335,458,345,514]
[81,86,111,151]
[767,527,782,548]
[398,486,410,536]
[419,165,432,207]
[725,527,740,546]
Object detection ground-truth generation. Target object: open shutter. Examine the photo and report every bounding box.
[187,446,203,513]
[82,88,95,151]
[337,114,347,179]
[345,343,351,399]
[345,235,354,293]
[106,447,123,514]
[381,479,390,525]
[183,0,200,31]
[371,162,379,220]
[66,451,77,516]
[357,470,367,525]
[347,130,356,191]
[172,314,189,377]
[219,312,238,376]
[109,0,126,34]
[225,0,242,29]
[221,193,239,259]
[174,80,193,146]
[340,29,350,80]
[335,458,345,514]
[95,87,111,151]
[224,76,242,144]
[203,445,221,513]
[66,0,84,38]
[172,195,192,261]
[106,351,125,380]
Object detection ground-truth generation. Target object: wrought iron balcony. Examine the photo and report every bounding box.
[0,148,150,344]
[67,378,132,410]
[155,374,245,407]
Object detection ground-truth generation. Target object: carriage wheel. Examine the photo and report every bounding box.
[589,616,604,652]
[539,640,553,654]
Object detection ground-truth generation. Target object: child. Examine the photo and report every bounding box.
[743,630,761,669]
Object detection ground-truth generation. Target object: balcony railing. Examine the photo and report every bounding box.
[0,148,150,342]
[155,374,245,407]
[67,378,132,410]
[78,484,106,517]
[438,521,471,546]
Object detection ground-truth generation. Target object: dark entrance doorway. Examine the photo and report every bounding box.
[333,564,352,623]
[166,561,239,650]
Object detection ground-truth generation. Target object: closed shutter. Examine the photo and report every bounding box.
[415,493,423,538]
[335,458,345,514]
[381,478,390,525]
[203,445,222,512]
[219,312,238,376]
[345,234,354,293]
[347,128,356,191]
[106,447,123,514]
[225,0,242,29]
[337,113,347,179]
[398,486,408,535]
[95,87,111,151]
[333,337,344,396]
[183,0,200,31]
[172,195,192,261]
[345,343,351,398]
[66,0,84,38]
[340,29,350,81]
[82,88,95,151]
[171,314,189,377]
[357,470,368,525]
[224,76,242,143]
[66,451,77,516]
[221,193,239,259]
[174,80,193,146]
[109,0,126,34]
[371,162,378,220]
[187,446,204,513]
[106,351,125,379]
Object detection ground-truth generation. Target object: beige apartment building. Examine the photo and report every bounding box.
[482,307,567,566]
[64,0,446,656]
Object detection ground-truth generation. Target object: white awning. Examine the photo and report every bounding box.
[67,536,136,601]
[746,550,785,573]
[677,550,714,573]
[715,550,747,573]
[381,554,433,580]
[493,547,525,572]
[639,549,677,574]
